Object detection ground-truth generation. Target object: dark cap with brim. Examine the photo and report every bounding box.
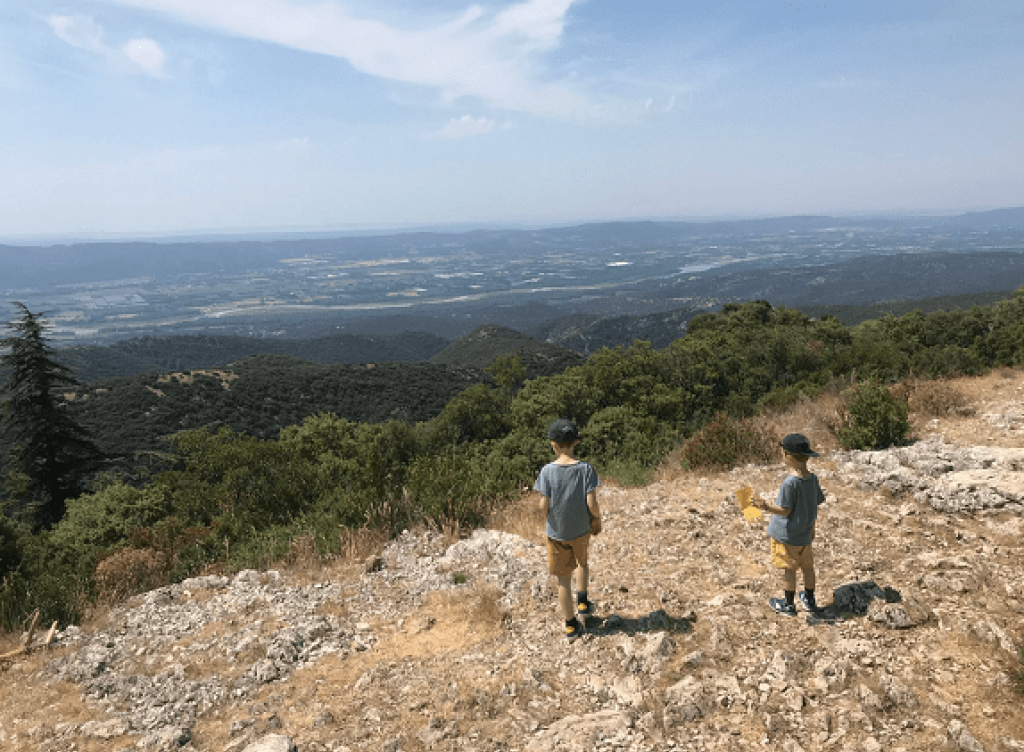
[781,433,818,457]
[547,419,579,443]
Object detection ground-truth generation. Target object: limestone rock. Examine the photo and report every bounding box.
[663,676,715,727]
[241,735,297,752]
[879,673,920,710]
[867,596,932,629]
[948,720,986,752]
[524,710,633,752]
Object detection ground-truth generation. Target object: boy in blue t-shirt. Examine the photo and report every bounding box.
[752,433,826,616]
[534,419,602,640]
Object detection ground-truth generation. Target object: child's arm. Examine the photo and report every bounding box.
[752,497,791,516]
[538,494,550,519]
[587,490,602,535]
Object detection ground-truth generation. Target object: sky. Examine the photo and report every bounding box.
[1,0,1022,238]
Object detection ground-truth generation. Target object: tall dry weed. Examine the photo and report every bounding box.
[285,533,326,576]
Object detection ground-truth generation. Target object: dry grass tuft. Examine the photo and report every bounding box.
[761,393,845,454]
[488,492,545,545]
[470,584,507,628]
[900,378,974,417]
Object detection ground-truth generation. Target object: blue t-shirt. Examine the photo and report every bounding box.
[766,473,825,546]
[534,461,600,541]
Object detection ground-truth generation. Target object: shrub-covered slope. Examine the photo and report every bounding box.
[58,331,452,383]
[429,324,585,378]
[68,355,483,458]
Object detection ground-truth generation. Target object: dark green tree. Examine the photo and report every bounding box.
[1,303,103,528]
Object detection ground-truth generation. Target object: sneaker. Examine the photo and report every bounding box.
[769,597,798,617]
[577,598,594,616]
[565,619,583,640]
[797,591,821,613]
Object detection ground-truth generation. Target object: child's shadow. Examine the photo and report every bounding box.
[585,608,695,636]
[806,580,902,625]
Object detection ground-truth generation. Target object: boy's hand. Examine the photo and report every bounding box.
[590,516,602,536]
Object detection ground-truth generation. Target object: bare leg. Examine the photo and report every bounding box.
[557,575,574,620]
[576,562,590,598]
[782,568,797,592]
[802,566,816,592]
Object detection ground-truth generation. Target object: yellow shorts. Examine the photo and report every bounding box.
[770,539,814,570]
[547,534,591,578]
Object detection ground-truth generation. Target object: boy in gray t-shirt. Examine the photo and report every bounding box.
[752,433,827,616]
[534,419,602,640]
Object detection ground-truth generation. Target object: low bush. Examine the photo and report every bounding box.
[680,413,778,470]
[405,451,494,529]
[832,381,910,450]
[583,405,674,470]
[94,547,170,603]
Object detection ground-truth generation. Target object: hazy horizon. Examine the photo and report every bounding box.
[7,206,1024,247]
[3,1,1023,237]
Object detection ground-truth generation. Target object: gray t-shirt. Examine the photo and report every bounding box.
[766,473,825,546]
[534,461,600,541]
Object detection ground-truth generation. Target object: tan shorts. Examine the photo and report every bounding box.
[547,534,591,578]
[770,539,814,570]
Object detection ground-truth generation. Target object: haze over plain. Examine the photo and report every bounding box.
[2,0,1023,239]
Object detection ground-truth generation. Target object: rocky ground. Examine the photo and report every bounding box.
[1,370,1023,752]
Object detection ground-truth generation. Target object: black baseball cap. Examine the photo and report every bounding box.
[546,419,579,443]
[781,433,818,457]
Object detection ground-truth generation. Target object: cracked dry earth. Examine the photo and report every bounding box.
[2,370,1024,752]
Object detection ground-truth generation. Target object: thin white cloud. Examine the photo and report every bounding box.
[94,0,601,118]
[123,38,167,77]
[47,14,108,55]
[436,115,496,139]
[47,14,168,78]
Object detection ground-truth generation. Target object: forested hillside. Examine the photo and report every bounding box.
[58,331,451,383]
[67,355,483,459]
[428,325,585,377]
[529,306,702,355]
[797,290,1018,326]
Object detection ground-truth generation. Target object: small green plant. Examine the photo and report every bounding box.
[680,413,777,470]
[452,572,468,585]
[832,381,910,450]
